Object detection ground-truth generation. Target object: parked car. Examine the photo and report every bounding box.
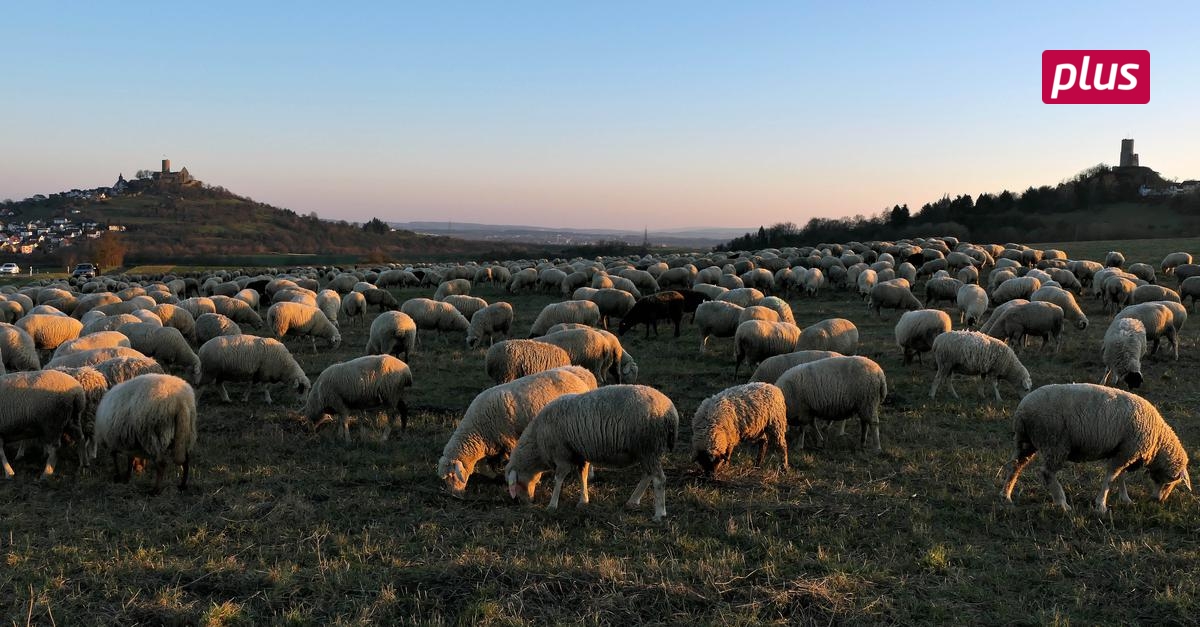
[0,263,19,275]
[71,263,97,279]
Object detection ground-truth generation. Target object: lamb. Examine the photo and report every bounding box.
[366,311,417,360]
[1030,286,1088,331]
[194,313,242,344]
[304,355,413,441]
[340,291,367,326]
[434,278,472,300]
[15,314,83,351]
[1132,284,1181,305]
[92,356,165,387]
[504,385,679,521]
[95,374,198,494]
[528,300,601,337]
[485,339,574,384]
[616,291,685,338]
[441,295,488,321]
[52,331,131,360]
[267,302,342,353]
[929,331,1032,402]
[197,335,311,404]
[1114,303,1179,360]
[0,323,41,371]
[437,366,599,496]
[1101,318,1147,389]
[796,318,858,355]
[985,301,1066,353]
[774,356,888,452]
[0,370,86,479]
[999,384,1190,513]
[894,309,953,365]
[691,382,788,476]
[466,302,515,349]
[733,320,801,377]
[534,328,624,384]
[868,280,922,317]
[588,288,637,330]
[400,297,471,342]
[1162,252,1192,276]
[118,323,202,382]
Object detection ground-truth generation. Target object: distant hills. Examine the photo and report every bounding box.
[391,221,748,248]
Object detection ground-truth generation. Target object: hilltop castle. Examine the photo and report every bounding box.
[111,158,199,194]
[1119,138,1139,167]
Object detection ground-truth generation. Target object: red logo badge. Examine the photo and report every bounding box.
[1042,50,1149,104]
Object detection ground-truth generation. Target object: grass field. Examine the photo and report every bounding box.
[4,240,1200,624]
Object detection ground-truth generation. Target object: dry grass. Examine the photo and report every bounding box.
[4,239,1200,624]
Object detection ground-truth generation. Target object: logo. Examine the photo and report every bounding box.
[1042,50,1149,104]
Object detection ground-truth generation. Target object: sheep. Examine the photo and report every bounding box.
[1115,302,1179,360]
[466,302,514,349]
[985,301,1066,353]
[485,339,574,384]
[362,288,400,312]
[694,300,743,353]
[691,382,788,476]
[92,356,165,387]
[267,301,342,353]
[52,331,131,360]
[868,280,921,317]
[504,385,679,521]
[955,284,988,329]
[734,320,801,377]
[999,384,1191,513]
[1101,317,1147,389]
[303,355,413,441]
[194,313,242,345]
[894,309,953,365]
[1162,252,1192,276]
[618,268,659,294]
[528,300,600,337]
[992,276,1041,305]
[340,291,367,326]
[1105,251,1126,268]
[749,350,841,384]
[756,296,794,325]
[689,283,728,301]
[118,323,202,382]
[315,289,341,327]
[400,297,471,343]
[1030,286,1088,331]
[0,299,23,324]
[16,314,83,351]
[441,294,488,321]
[45,347,147,370]
[794,318,855,355]
[929,331,1031,402]
[1133,284,1181,305]
[366,311,417,360]
[589,288,637,330]
[94,374,197,494]
[437,366,599,496]
[804,268,825,296]
[434,279,472,300]
[1182,276,1200,310]
[212,296,265,328]
[150,303,198,343]
[617,291,685,339]
[738,305,779,325]
[925,277,964,308]
[234,288,261,311]
[534,328,624,384]
[856,268,878,301]
[716,287,764,308]
[507,268,538,293]
[775,356,888,452]
[0,370,86,479]
[81,313,140,336]
[197,335,311,404]
[0,323,41,371]
[44,366,108,463]
[1127,263,1157,284]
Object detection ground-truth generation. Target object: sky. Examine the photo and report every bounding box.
[2,2,1197,230]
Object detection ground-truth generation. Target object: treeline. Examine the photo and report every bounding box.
[720,164,1200,250]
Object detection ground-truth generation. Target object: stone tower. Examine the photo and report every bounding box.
[1120,139,1139,167]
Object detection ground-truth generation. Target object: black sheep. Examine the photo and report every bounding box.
[669,289,712,323]
[618,291,685,339]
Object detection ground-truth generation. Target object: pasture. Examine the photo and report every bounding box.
[4,238,1200,625]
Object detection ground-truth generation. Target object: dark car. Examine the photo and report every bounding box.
[71,263,98,279]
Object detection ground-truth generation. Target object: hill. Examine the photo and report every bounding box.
[392,221,748,248]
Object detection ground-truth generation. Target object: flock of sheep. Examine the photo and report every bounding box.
[0,237,1194,517]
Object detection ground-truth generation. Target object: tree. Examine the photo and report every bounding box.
[135,169,154,180]
[362,217,391,235]
[91,233,129,268]
[888,204,910,226]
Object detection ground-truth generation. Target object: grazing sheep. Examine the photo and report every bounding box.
[92,356,165,387]
[956,284,989,329]
[1132,284,1180,305]
[434,279,472,300]
[0,323,41,371]
[992,276,1041,305]
[755,296,794,325]
[1127,263,1157,284]
[316,289,341,326]
[617,292,685,339]
[437,366,598,496]
[267,302,342,353]
[1162,252,1192,276]
[81,313,142,336]
[366,311,417,360]
[734,320,801,377]
[95,374,197,494]
[797,318,858,355]
[16,314,83,351]
[1102,318,1147,389]
[361,288,400,312]
[535,328,624,385]
[528,300,600,337]
[985,301,1066,353]
[45,347,147,370]
[508,268,539,293]
[212,296,264,328]
[868,280,921,317]
[401,297,471,342]
[716,287,764,308]
[857,269,878,301]
[197,335,311,404]
[1030,286,1088,331]
[738,305,780,325]
[52,331,131,360]
[894,309,953,365]
[749,350,842,384]
[118,323,202,382]
[1105,251,1126,268]
[925,277,964,308]
[44,366,108,463]
[1181,276,1200,310]
[340,291,368,326]
[775,356,888,452]
[485,339,574,384]
[587,288,637,330]
[1000,384,1190,513]
[929,331,1031,402]
[194,313,242,345]
[0,370,86,479]
[505,385,679,521]
[304,355,413,441]
[441,295,488,322]
[466,302,515,349]
[150,304,198,343]
[1115,303,1179,360]
[691,382,788,476]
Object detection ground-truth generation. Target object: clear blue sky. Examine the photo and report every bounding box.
[2,2,1196,229]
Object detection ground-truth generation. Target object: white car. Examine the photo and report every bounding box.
[0,263,20,275]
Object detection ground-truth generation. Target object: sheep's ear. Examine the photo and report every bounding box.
[452,461,468,484]
[1181,469,1193,492]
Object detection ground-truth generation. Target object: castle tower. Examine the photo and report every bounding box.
[162,158,171,174]
[1119,139,1138,167]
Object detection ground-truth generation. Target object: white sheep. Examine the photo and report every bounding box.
[316,289,341,327]
[589,288,637,330]
[194,313,242,345]
[734,320,801,377]
[16,314,83,351]
[1030,285,1088,331]
[1000,383,1190,513]
[434,279,472,300]
[150,303,198,343]
[691,382,788,476]
[45,347,147,370]
[0,370,86,479]
[441,294,488,322]
[894,309,952,365]
[985,301,1066,353]
[52,331,131,360]
[528,300,601,337]
[748,350,842,384]
[197,335,311,404]
[0,323,41,371]
[267,301,341,353]
[212,296,264,328]
[304,355,413,441]
[366,311,417,360]
[955,284,988,329]
[695,300,744,354]
[775,355,888,452]
[45,366,109,463]
[1162,252,1192,276]
[1115,302,1179,360]
[466,302,515,349]
[797,318,858,355]
[716,287,764,308]
[400,298,470,343]
[505,385,679,521]
[992,276,1041,305]
[929,331,1031,402]
[437,366,598,497]
[119,323,202,382]
[868,280,921,317]
[485,339,574,384]
[1101,317,1147,390]
[534,327,624,384]
[95,374,198,495]
[92,356,165,387]
[340,291,367,326]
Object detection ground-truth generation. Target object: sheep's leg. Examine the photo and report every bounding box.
[179,453,190,492]
[111,452,124,482]
[1100,369,1113,386]
[929,370,944,400]
[39,443,57,479]
[756,439,768,467]
[13,442,25,461]
[947,375,961,400]
[220,383,232,403]
[577,462,590,506]
[1001,442,1037,505]
[699,334,708,355]
[0,437,14,478]
[837,420,847,436]
[651,463,667,521]
[1040,465,1071,511]
[310,337,318,354]
[626,476,652,508]
[1117,474,1133,504]
[341,417,351,443]
[263,387,274,405]
[150,460,167,496]
[394,398,409,432]
[548,467,567,511]
[992,380,1002,403]
[1094,465,1126,514]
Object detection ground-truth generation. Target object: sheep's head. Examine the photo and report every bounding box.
[616,318,633,336]
[506,469,541,502]
[694,449,728,477]
[621,358,639,384]
[329,330,342,348]
[465,334,479,350]
[438,457,469,498]
[1153,467,1191,502]
[295,375,312,398]
[1124,371,1144,389]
